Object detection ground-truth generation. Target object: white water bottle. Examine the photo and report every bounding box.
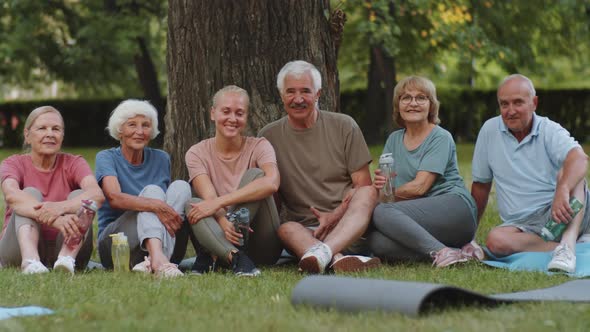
[379,153,395,203]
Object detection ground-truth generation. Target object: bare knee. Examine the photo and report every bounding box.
[486,228,515,256]
[277,222,302,241]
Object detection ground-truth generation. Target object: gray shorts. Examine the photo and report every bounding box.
[500,185,590,240]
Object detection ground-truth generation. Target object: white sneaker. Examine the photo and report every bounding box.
[22,259,49,274]
[298,242,332,274]
[548,243,576,273]
[155,263,184,278]
[132,256,152,273]
[53,256,76,274]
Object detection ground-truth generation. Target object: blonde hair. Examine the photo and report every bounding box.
[212,85,250,109]
[392,76,440,128]
[23,106,64,150]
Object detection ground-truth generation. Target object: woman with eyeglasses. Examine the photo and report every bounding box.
[368,76,480,268]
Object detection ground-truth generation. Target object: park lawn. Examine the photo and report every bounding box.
[0,144,589,331]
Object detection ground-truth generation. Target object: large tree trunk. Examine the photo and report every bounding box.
[166,0,340,180]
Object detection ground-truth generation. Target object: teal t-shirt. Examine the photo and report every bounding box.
[383,126,477,220]
[95,147,171,237]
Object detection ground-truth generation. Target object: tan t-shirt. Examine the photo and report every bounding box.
[185,136,277,196]
[259,110,372,226]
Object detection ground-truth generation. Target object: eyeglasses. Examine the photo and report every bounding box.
[400,94,429,106]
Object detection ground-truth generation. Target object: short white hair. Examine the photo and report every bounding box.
[499,74,536,97]
[276,60,322,95]
[107,99,160,140]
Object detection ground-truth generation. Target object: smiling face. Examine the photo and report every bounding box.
[398,89,431,125]
[119,115,153,151]
[210,91,249,139]
[280,72,320,128]
[24,112,64,157]
[497,78,537,138]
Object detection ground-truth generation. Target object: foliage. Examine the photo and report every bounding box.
[336,0,590,90]
[0,0,167,98]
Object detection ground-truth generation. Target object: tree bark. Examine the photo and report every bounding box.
[365,45,396,144]
[166,0,340,179]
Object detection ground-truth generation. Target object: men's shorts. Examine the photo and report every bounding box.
[500,185,590,240]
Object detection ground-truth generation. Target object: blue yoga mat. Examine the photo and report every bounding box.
[0,306,54,320]
[482,242,590,277]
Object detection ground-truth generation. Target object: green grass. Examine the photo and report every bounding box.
[1,145,589,331]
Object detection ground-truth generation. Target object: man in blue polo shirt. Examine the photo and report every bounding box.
[471,74,590,273]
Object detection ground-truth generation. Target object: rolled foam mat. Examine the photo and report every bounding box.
[291,276,590,316]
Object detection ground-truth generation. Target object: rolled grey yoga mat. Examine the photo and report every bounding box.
[291,276,590,316]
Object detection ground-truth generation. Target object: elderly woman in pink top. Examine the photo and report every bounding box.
[183,85,282,276]
[0,106,104,274]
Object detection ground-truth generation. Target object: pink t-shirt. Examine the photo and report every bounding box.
[0,153,93,241]
[185,137,276,197]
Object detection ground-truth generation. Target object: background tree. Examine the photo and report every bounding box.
[0,0,166,108]
[337,0,590,142]
[165,0,345,179]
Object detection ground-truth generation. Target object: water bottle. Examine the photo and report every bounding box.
[65,199,97,248]
[229,208,250,247]
[379,153,395,203]
[110,232,130,271]
[541,197,584,241]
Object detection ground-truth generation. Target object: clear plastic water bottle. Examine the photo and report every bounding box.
[65,199,97,248]
[110,232,130,271]
[229,208,250,247]
[379,153,395,203]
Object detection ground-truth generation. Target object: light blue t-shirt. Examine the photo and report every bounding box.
[383,126,477,221]
[95,147,171,236]
[471,114,580,224]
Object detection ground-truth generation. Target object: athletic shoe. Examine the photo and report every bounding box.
[231,251,261,277]
[155,263,184,278]
[548,243,576,273]
[191,253,216,275]
[298,242,332,274]
[22,259,49,274]
[330,255,381,273]
[132,256,152,273]
[431,247,469,268]
[53,256,76,274]
[460,240,485,261]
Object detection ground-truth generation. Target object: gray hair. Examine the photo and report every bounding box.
[107,99,160,140]
[499,74,536,97]
[23,106,64,150]
[276,60,322,95]
[212,85,250,109]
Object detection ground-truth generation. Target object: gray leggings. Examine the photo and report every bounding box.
[181,168,282,265]
[0,187,93,270]
[368,193,476,262]
[97,180,192,269]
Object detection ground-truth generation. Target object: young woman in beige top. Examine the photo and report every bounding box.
[183,85,282,276]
